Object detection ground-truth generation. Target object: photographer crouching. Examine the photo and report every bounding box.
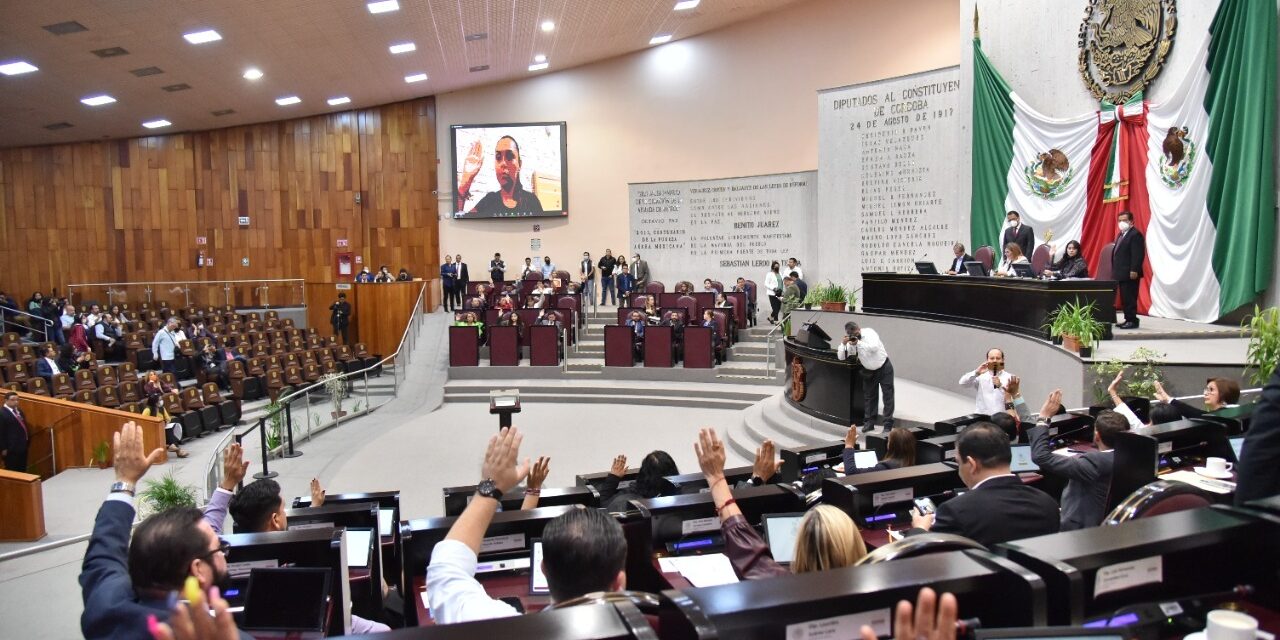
[836,321,895,434]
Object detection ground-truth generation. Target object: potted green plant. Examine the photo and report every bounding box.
[137,472,199,518]
[1242,305,1280,386]
[1045,299,1105,356]
[804,281,856,312]
[92,440,111,469]
[265,400,282,451]
[1090,347,1166,405]
[322,373,348,419]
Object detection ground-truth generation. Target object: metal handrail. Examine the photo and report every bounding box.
[203,283,427,499]
[762,312,794,378]
[68,278,305,308]
[1,306,56,343]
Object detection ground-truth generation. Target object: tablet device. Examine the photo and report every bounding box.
[1010,445,1041,473]
[1011,262,1036,278]
[377,508,395,537]
[761,513,805,565]
[529,540,549,595]
[345,528,373,569]
[964,261,990,277]
[914,261,939,275]
[853,449,879,469]
[1229,435,1244,461]
[242,567,331,634]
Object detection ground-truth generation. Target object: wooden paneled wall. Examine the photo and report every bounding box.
[0,98,439,307]
[13,391,167,478]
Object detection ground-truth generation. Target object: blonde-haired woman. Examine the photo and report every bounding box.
[694,428,867,579]
[143,370,188,458]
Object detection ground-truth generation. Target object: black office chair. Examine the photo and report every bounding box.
[1103,480,1215,525]
[854,532,986,565]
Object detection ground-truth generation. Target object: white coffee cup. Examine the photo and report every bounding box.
[1204,609,1257,640]
[1205,457,1234,475]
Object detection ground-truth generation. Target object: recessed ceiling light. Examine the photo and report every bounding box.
[469,65,489,73]
[528,62,549,72]
[142,119,172,129]
[211,109,235,116]
[243,68,263,80]
[161,83,192,92]
[44,122,74,130]
[0,61,39,75]
[43,21,89,35]
[674,0,701,10]
[275,95,301,106]
[183,29,222,44]
[534,54,546,63]
[404,73,427,83]
[649,34,672,45]
[80,95,117,106]
[389,42,416,54]
[90,47,129,58]
[541,20,555,32]
[367,0,399,14]
[327,96,351,106]
[130,66,164,77]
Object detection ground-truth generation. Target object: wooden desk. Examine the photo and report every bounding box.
[861,272,1115,339]
[15,391,165,477]
[784,337,865,425]
[0,469,45,541]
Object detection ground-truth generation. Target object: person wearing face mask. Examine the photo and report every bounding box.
[1043,240,1089,279]
[597,250,617,306]
[1111,211,1146,329]
[630,253,650,292]
[440,256,458,313]
[579,251,596,309]
[540,256,557,280]
[1001,211,1035,261]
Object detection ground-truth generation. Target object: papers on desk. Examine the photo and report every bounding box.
[1053,447,1083,457]
[378,509,395,537]
[657,553,739,587]
[345,529,373,568]
[1163,470,1236,495]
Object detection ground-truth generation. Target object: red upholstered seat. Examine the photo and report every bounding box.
[1095,242,1115,281]
[974,245,994,271]
[1030,244,1052,275]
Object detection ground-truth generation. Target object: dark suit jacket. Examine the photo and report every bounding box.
[632,260,650,287]
[1111,228,1146,282]
[948,254,975,273]
[1027,424,1114,530]
[1002,225,1035,260]
[457,262,470,286]
[923,475,1060,546]
[35,357,61,381]
[0,407,28,457]
[1236,367,1280,505]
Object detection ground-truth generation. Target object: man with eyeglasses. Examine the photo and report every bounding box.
[457,135,546,216]
[79,422,252,639]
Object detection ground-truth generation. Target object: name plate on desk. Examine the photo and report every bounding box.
[872,487,914,508]
[806,453,830,465]
[1094,555,1162,597]
[681,517,722,536]
[291,521,334,531]
[786,607,892,640]
[228,558,279,578]
[480,533,526,554]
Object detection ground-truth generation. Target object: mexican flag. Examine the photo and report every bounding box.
[970,0,1276,322]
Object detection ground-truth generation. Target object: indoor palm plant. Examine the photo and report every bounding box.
[1045,299,1106,356]
[804,281,856,312]
[138,472,199,518]
[1242,305,1280,386]
[322,373,348,418]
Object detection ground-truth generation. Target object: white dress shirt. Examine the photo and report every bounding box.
[426,539,520,625]
[44,357,61,375]
[836,327,888,370]
[785,266,804,279]
[958,369,1015,415]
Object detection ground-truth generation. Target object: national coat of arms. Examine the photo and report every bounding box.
[1159,126,1196,189]
[1024,149,1075,200]
[1078,0,1178,103]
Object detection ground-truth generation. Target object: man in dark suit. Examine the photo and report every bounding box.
[1002,211,1035,261]
[1027,393,1128,530]
[80,421,249,640]
[909,422,1060,546]
[946,243,975,275]
[1111,211,1146,329]
[1,392,30,472]
[631,253,650,291]
[455,254,471,304]
[34,345,64,384]
[1236,366,1280,505]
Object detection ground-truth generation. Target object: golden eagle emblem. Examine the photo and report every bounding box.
[1078,0,1178,103]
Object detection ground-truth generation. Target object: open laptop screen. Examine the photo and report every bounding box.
[242,567,331,633]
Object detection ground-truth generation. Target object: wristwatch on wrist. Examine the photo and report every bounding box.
[1004,402,1015,410]
[475,478,503,501]
[110,481,135,496]
[748,475,764,487]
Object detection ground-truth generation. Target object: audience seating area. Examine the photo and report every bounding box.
[0,301,380,442]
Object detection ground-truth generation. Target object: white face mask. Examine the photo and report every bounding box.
[1119,221,1132,232]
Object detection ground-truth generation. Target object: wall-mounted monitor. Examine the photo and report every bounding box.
[451,122,567,219]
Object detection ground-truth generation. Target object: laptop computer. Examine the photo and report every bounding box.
[964,261,990,277]
[1011,262,1036,278]
[242,567,332,637]
[914,261,939,275]
[1010,444,1041,474]
[761,512,806,565]
[1229,435,1244,461]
